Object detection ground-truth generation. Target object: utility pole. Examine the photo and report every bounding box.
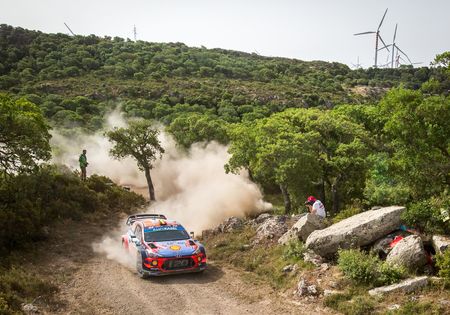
[133,25,137,41]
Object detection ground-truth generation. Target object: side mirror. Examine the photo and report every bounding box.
[190,231,195,239]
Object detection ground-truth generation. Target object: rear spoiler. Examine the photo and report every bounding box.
[126,213,167,226]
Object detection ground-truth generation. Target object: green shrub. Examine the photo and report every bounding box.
[338,249,405,286]
[401,193,450,234]
[332,207,363,224]
[435,249,450,286]
[282,240,306,260]
[0,267,57,313]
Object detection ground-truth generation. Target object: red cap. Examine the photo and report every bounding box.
[307,196,316,203]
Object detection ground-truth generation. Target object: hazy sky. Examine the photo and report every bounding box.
[1,0,449,68]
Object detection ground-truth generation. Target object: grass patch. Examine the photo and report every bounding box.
[205,227,312,289]
[332,206,363,224]
[386,301,446,315]
[324,289,375,315]
[0,266,57,313]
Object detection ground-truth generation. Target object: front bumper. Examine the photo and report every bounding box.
[141,254,207,277]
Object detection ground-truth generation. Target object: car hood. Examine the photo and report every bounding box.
[150,240,198,257]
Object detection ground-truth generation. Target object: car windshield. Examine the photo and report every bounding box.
[144,230,189,242]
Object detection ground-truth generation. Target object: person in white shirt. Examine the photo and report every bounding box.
[305,196,326,218]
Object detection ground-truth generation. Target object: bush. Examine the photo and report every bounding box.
[435,249,450,287]
[401,193,450,234]
[0,165,145,256]
[0,267,57,313]
[332,207,362,224]
[282,240,306,260]
[338,249,405,286]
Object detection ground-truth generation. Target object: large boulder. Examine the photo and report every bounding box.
[253,216,287,244]
[217,216,244,233]
[386,235,427,270]
[368,276,428,296]
[278,214,326,245]
[432,235,450,254]
[305,206,405,257]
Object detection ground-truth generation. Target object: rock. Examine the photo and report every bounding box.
[218,217,244,233]
[323,289,338,296]
[22,303,39,314]
[368,276,428,296]
[320,263,329,271]
[305,206,405,257]
[254,213,272,224]
[278,214,326,245]
[283,265,294,273]
[386,235,427,271]
[303,250,324,266]
[388,304,401,310]
[432,235,450,254]
[253,216,287,244]
[296,278,319,297]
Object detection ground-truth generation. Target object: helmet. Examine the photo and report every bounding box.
[305,196,316,205]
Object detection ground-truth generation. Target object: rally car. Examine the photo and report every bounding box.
[122,214,207,278]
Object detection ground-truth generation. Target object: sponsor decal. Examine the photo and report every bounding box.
[170,245,181,251]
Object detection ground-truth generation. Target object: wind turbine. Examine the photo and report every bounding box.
[379,24,413,68]
[354,8,390,68]
[351,56,362,69]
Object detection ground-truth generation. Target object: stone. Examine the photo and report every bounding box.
[218,216,244,233]
[253,216,287,244]
[305,206,405,257]
[22,304,39,314]
[386,235,427,271]
[388,304,400,310]
[323,289,338,297]
[254,213,272,224]
[296,278,319,297]
[303,250,324,266]
[368,276,428,296]
[432,235,450,254]
[283,265,294,273]
[278,213,326,245]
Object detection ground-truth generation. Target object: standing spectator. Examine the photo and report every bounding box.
[79,149,88,181]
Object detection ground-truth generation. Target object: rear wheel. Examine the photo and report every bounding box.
[136,253,149,279]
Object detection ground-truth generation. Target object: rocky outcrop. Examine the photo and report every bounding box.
[278,214,326,245]
[217,216,244,233]
[296,278,319,297]
[253,216,287,244]
[432,235,450,254]
[386,235,427,270]
[368,276,428,296]
[305,206,405,257]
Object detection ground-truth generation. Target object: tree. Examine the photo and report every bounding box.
[379,88,450,199]
[106,120,164,201]
[0,94,51,175]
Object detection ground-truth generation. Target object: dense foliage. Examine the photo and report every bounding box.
[337,249,405,287]
[0,24,437,132]
[0,166,145,256]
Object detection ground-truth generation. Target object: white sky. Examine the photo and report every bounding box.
[1,0,449,68]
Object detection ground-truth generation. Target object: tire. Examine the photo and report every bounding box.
[136,253,149,279]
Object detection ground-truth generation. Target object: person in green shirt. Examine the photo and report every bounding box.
[79,149,88,181]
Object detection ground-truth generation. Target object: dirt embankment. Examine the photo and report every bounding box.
[29,214,330,315]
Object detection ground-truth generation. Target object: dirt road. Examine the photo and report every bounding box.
[34,215,329,314]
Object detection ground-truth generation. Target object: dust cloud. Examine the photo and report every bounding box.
[51,109,272,236]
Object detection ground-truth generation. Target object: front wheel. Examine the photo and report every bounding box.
[136,253,149,279]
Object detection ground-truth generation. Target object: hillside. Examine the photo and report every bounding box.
[0,24,434,129]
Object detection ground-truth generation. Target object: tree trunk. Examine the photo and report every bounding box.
[144,167,156,201]
[318,179,326,206]
[331,175,342,214]
[279,184,291,214]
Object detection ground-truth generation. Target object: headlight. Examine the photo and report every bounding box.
[146,250,160,258]
[193,247,202,255]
